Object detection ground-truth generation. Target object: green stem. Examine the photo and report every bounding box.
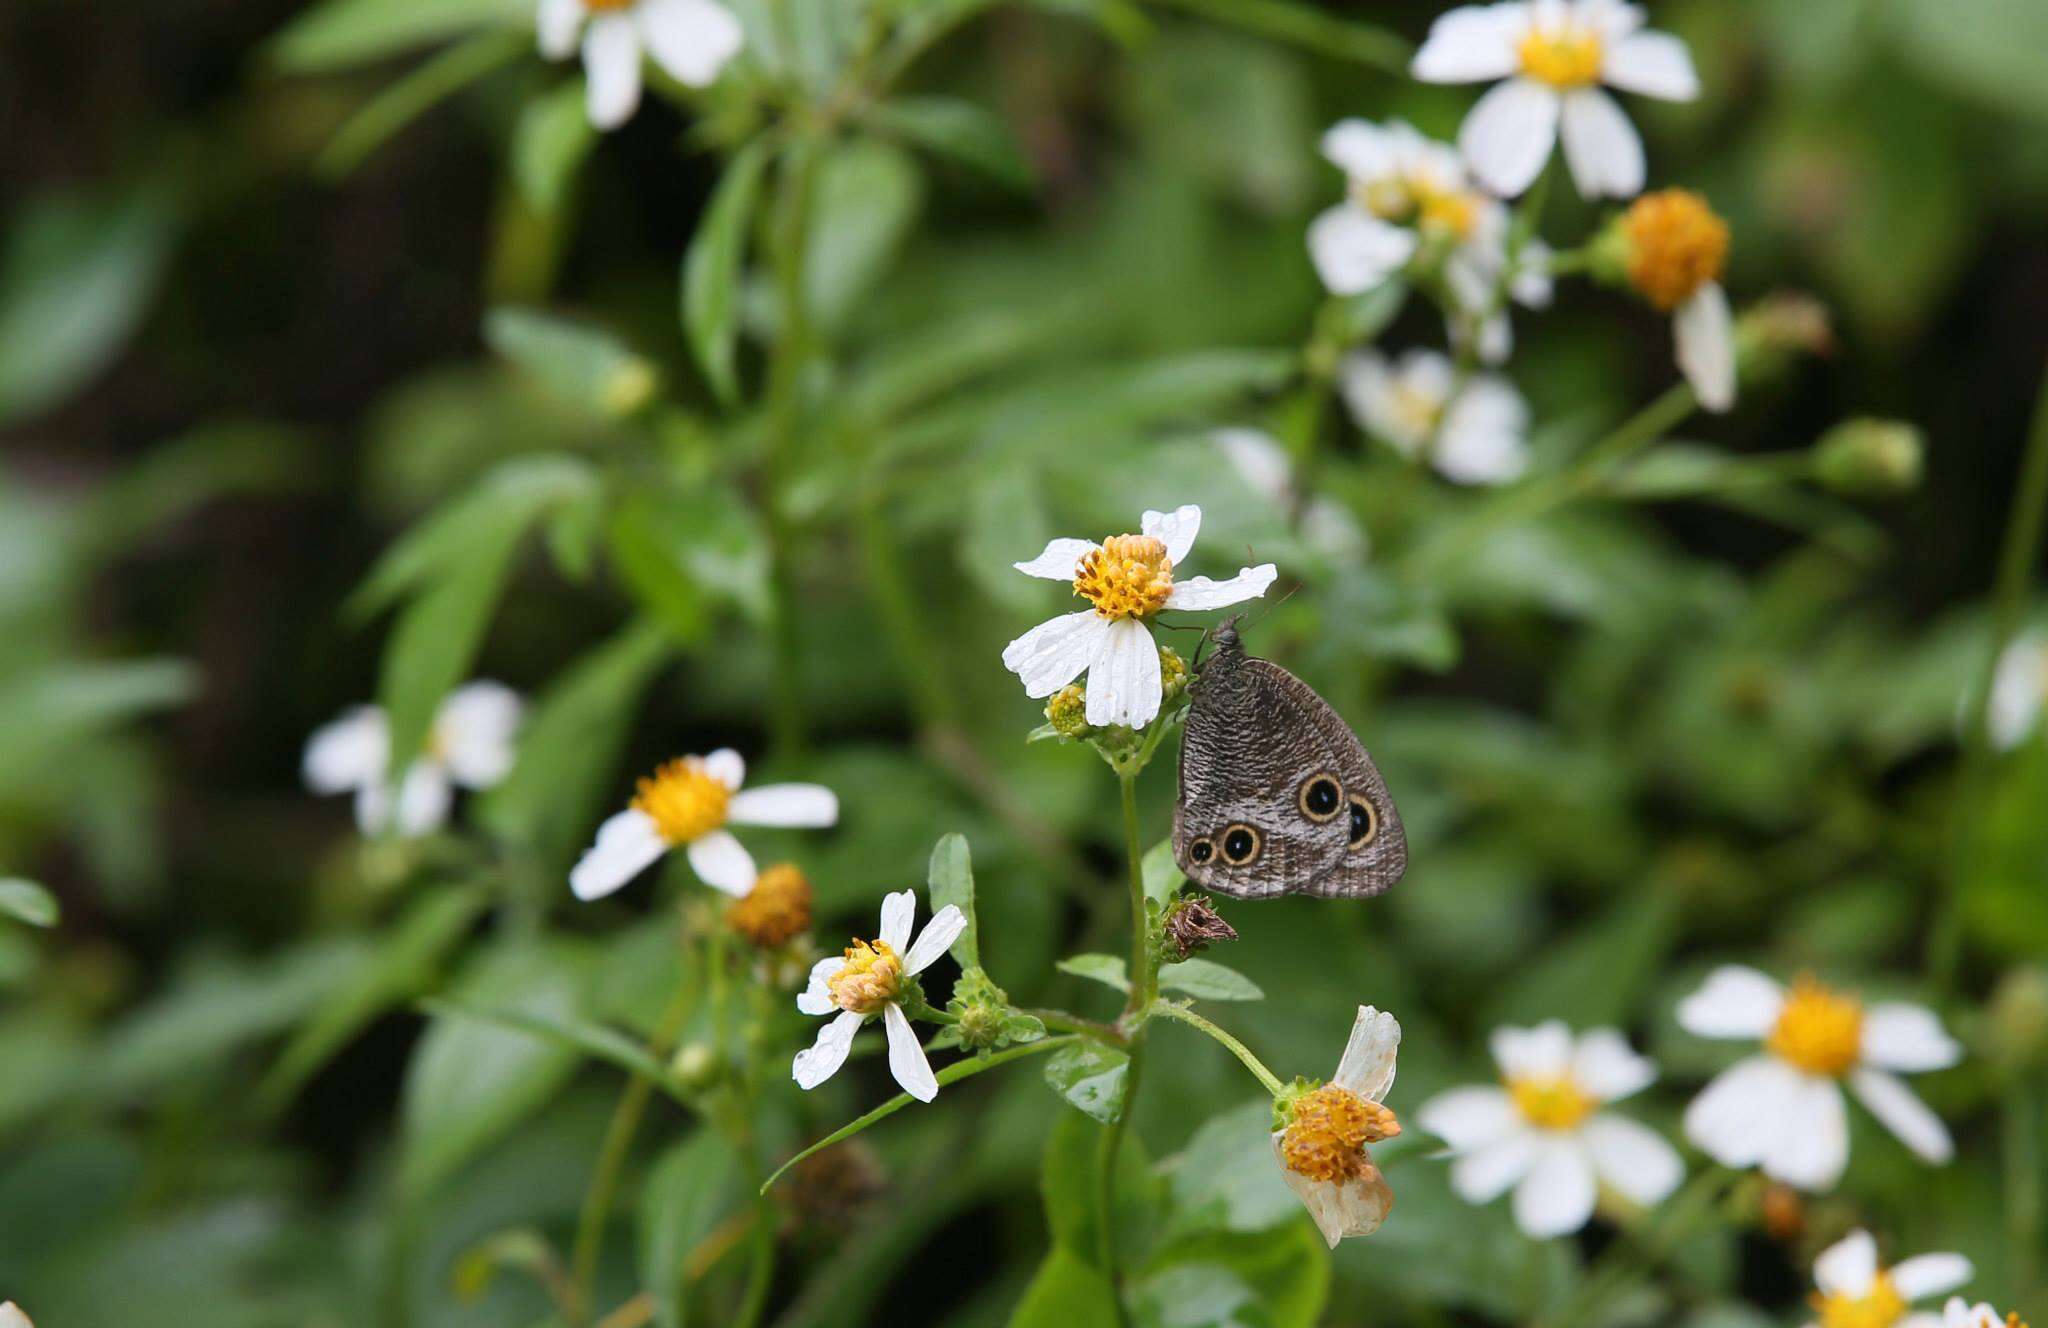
[1118,769,1155,1018]
[762,137,824,759]
[2007,1072,2043,1291]
[1150,1002,1286,1096]
[1021,1007,1129,1044]
[732,1197,776,1328]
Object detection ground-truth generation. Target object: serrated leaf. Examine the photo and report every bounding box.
[1056,953,1130,993]
[1043,1040,1130,1123]
[682,139,772,405]
[926,833,979,967]
[1158,958,1262,1002]
[0,879,59,929]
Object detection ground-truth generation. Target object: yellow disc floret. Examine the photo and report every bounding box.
[1518,24,1603,89]
[727,863,813,948]
[1768,976,1864,1077]
[1623,189,1730,312]
[1508,1074,1597,1131]
[631,757,732,846]
[1073,534,1175,620]
[1281,1085,1401,1183]
[1415,183,1480,243]
[828,938,903,1014]
[583,0,635,11]
[1811,1272,1907,1328]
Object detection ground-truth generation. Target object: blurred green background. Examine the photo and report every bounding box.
[3,0,2046,1324]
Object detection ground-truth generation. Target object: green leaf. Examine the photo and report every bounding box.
[419,997,679,1097]
[512,83,598,216]
[1144,1226,1329,1328]
[682,139,772,405]
[1039,1107,1159,1264]
[1129,1264,1267,1328]
[0,878,59,929]
[1158,958,1262,1002]
[483,306,658,418]
[316,29,525,178]
[267,0,529,72]
[803,138,924,336]
[1009,1248,1120,1328]
[1141,838,1185,906]
[1168,1099,1296,1234]
[0,660,199,798]
[1043,1040,1131,1123]
[1883,0,2048,124]
[640,1130,742,1328]
[926,833,979,968]
[868,96,1032,190]
[1056,953,1130,993]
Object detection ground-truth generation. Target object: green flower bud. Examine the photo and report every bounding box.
[1159,646,1189,704]
[1045,685,1095,740]
[1986,965,2048,1075]
[1813,418,1924,498]
[670,1042,720,1090]
[945,966,1042,1054]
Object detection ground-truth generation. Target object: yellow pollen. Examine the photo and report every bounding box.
[1280,1085,1400,1183]
[1811,1272,1907,1328]
[828,938,903,1014]
[630,757,731,846]
[583,0,634,10]
[1518,25,1604,89]
[1415,184,1480,242]
[727,862,813,948]
[1623,189,1730,311]
[1768,976,1864,1077]
[1508,1074,1597,1131]
[1072,534,1174,621]
[1354,176,1415,222]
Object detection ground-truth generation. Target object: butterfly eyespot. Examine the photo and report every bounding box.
[1298,774,1342,822]
[1188,839,1215,864]
[1221,824,1262,865]
[1347,796,1378,848]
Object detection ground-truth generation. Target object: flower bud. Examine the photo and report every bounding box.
[1986,965,2048,1075]
[726,862,813,949]
[1736,291,1834,388]
[671,1041,720,1090]
[1812,418,1924,497]
[1045,684,1095,739]
[944,966,1044,1054]
[1159,646,1190,703]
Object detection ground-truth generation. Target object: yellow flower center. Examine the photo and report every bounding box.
[583,0,635,11]
[828,938,903,1014]
[1415,184,1481,242]
[1623,189,1730,312]
[1389,382,1446,440]
[1768,976,1864,1078]
[727,862,813,948]
[630,757,731,845]
[1518,24,1604,89]
[1072,534,1175,621]
[1350,176,1481,244]
[1281,1085,1401,1183]
[1811,1272,1907,1328]
[1508,1074,1597,1131]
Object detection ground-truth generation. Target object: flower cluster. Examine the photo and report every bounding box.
[303,680,522,837]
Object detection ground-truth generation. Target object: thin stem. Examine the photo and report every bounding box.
[1096,1039,1143,1320]
[2007,1072,2043,1291]
[761,137,823,759]
[1021,1007,1129,1044]
[732,1199,776,1328]
[1118,769,1155,1018]
[1150,1002,1286,1097]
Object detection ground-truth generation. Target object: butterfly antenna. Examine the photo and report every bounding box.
[1236,581,1302,637]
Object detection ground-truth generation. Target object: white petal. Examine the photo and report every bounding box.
[792,1009,864,1090]
[1512,1138,1597,1238]
[1815,1230,1880,1298]
[1437,378,1530,485]
[1675,284,1736,413]
[1862,1003,1961,1073]
[1271,1132,1392,1246]
[878,888,916,952]
[1559,88,1644,199]
[1412,4,1526,82]
[727,783,838,827]
[1164,564,1280,612]
[1083,617,1163,729]
[582,15,643,130]
[1987,637,2047,749]
[1332,1005,1402,1100]
[1683,1054,1799,1168]
[703,747,745,789]
[904,904,967,975]
[1942,1301,2001,1328]
[304,708,388,793]
[1014,537,1101,581]
[1602,29,1699,100]
[1677,965,1785,1039]
[1762,1074,1849,1191]
[1892,1254,1973,1302]
[1320,118,1396,180]
[1452,1126,1543,1202]
[1214,428,1292,501]
[635,0,742,87]
[1849,1067,1954,1165]
[536,0,584,58]
[570,809,669,901]
[436,681,522,789]
[0,1304,31,1328]
[1141,504,1203,567]
[1002,610,1113,699]
[796,956,845,1016]
[1572,1029,1656,1103]
[883,1003,939,1103]
[392,764,454,836]
[1458,78,1561,198]
[1492,1021,1574,1079]
[1583,1113,1683,1205]
[1306,206,1417,296]
[686,829,756,896]
[1416,1086,1519,1149]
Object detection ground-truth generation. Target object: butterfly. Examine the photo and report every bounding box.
[1172,620,1406,899]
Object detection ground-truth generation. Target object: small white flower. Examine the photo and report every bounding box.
[1212,429,1367,562]
[537,0,743,130]
[1943,1298,2023,1328]
[793,888,966,1103]
[303,681,522,837]
[1987,632,2048,750]
[1801,1229,1972,1328]
[1001,504,1278,730]
[1679,967,1961,1191]
[569,750,836,901]
[1412,0,1700,200]
[1309,119,1473,295]
[1273,1005,1402,1247]
[1417,1021,1681,1239]
[1338,349,1530,485]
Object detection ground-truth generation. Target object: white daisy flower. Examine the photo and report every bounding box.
[1417,1021,1682,1239]
[303,680,522,837]
[1273,1005,1403,1248]
[1338,349,1530,485]
[1801,1229,1972,1328]
[1987,632,2048,750]
[1212,428,1368,562]
[1412,0,1700,200]
[1001,504,1278,730]
[1309,119,1483,296]
[793,888,966,1103]
[1942,1298,2024,1328]
[1679,967,1961,1191]
[536,0,743,130]
[1611,188,1736,411]
[569,750,836,901]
